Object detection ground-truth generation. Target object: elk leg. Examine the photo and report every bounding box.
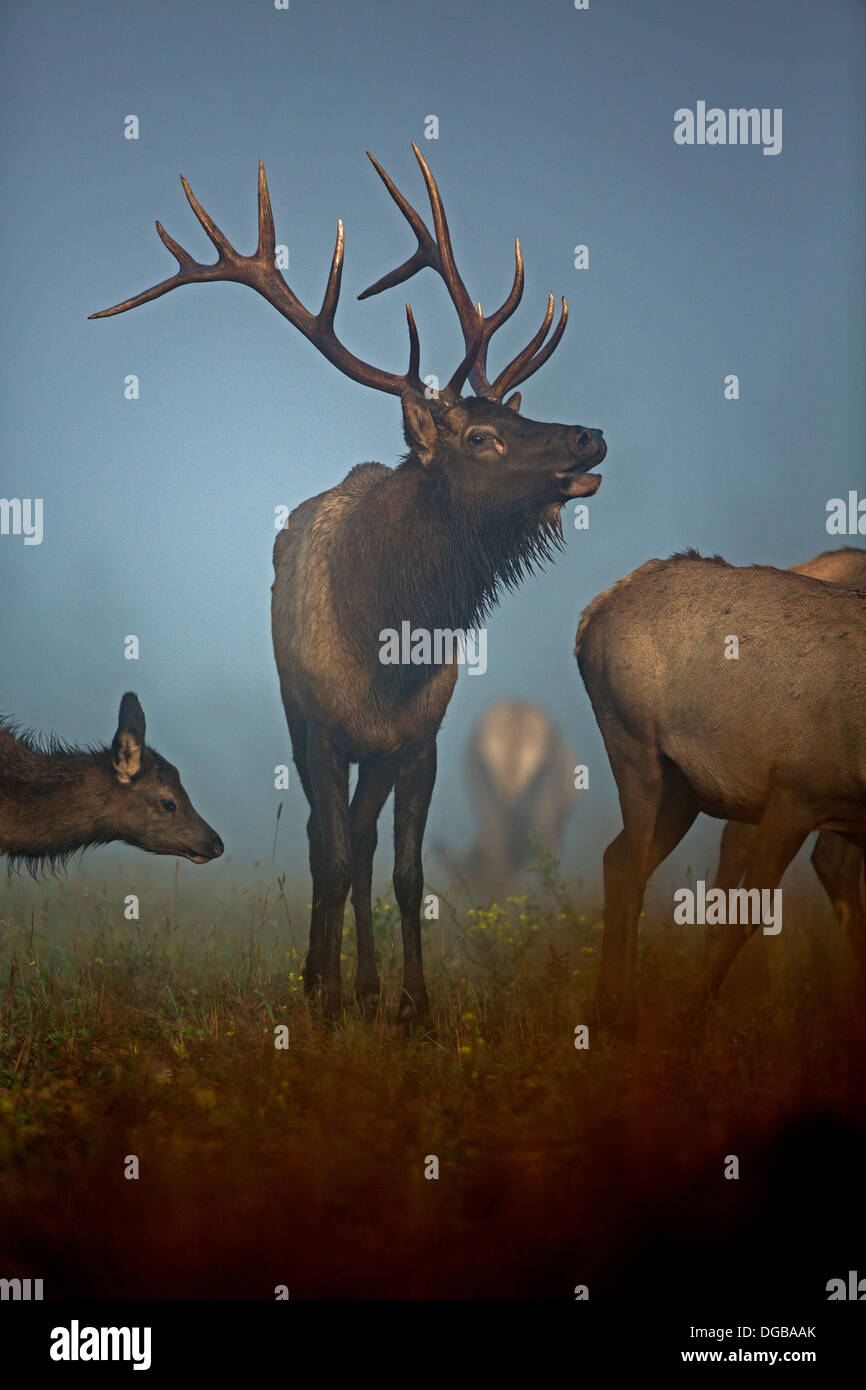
[598,756,698,1037]
[699,801,810,1001]
[598,828,645,1037]
[302,810,328,992]
[284,714,328,994]
[393,738,437,1028]
[812,832,866,976]
[713,820,753,890]
[305,726,351,1020]
[349,757,395,1014]
[706,820,757,981]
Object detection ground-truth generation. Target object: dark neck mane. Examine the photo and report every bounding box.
[0,723,111,875]
[359,458,562,626]
[340,458,563,693]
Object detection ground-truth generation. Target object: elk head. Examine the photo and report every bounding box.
[402,391,605,519]
[108,693,223,863]
[90,144,607,511]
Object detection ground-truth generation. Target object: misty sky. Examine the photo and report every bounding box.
[1,0,863,898]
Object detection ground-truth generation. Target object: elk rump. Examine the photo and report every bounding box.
[575,552,866,1035]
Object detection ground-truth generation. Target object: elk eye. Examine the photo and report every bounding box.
[160,798,177,814]
[468,431,488,446]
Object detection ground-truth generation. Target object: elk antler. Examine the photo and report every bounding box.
[90,160,486,401]
[358,142,568,401]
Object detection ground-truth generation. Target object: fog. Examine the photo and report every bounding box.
[2,0,863,898]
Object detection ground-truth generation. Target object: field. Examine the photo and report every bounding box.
[2,852,865,1302]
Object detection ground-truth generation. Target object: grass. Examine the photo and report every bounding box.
[1,855,865,1300]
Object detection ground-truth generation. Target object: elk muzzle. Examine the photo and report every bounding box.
[555,427,606,498]
[183,831,224,864]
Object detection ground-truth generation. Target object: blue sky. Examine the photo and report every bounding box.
[1,0,863,894]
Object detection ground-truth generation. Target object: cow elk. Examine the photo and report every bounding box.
[92,145,607,1025]
[714,547,866,962]
[0,692,223,873]
[456,700,576,897]
[575,553,866,1037]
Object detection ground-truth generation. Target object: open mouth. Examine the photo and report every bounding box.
[183,852,213,865]
[555,440,607,498]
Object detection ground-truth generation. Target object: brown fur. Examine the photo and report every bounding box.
[456,701,576,896]
[713,547,866,963]
[88,147,606,1023]
[575,552,866,1036]
[0,694,222,874]
[274,394,606,1023]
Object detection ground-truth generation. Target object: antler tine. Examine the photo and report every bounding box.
[359,146,490,393]
[89,170,255,321]
[493,292,554,393]
[179,174,236,259]
[472,237,524,387]
[491,295,569,398]
[443,303,485,401]
[510,295,569,389]
[357,152,441,299]
[256,157,276,260]
[89,170,254,320]
[155,222,196,270]
[318,220,345,327]
[481,238,525,333]
[88,229,198,319]
[90,162,426,399]
[358,147,567,400]
[405,303,423,392]
[410,143,475,320]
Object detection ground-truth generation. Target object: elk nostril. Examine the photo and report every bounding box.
[212,838,224,858]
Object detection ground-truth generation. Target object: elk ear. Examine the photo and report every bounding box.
[505,391,522,414]
[112,692,145,784]
[401,389,438,466]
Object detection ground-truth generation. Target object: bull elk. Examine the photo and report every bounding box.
[714,547,866,959]
[0,693,223,873]
[575,553,866,1037]
[91,145,607,1025]
[457,700,576,897]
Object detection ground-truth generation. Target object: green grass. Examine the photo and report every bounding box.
[1,857,864,1299]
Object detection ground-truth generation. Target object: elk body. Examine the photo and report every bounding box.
[0,693,223,872]
[575,553,866,1036]
[714,547,866,954]
[92,146,606,1024]
[457,701,576,897]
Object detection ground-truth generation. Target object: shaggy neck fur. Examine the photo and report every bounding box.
[0,724,116,873]
[340,458,563,694]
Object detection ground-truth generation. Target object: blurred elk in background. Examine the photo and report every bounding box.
[0,692,223,873]
[576,552,866,1038]
[452,700,576,898]
[714,547,866,966]
[93,145,607,1026]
